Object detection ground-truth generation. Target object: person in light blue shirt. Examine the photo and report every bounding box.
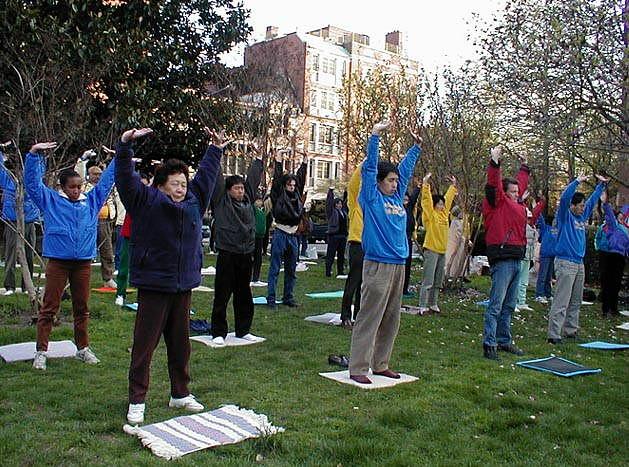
[547,173,607,344]
[348,121,422,385]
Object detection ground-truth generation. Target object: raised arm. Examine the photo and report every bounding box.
[295,152,307,197]
[88,158,116,209]
[210,170,225,210]
[397,130,422,195]
[444,177,458,214]
[531,198,546,224]
[407,185,420,212]
[420,178,434,218]
[602,202,618,229]
[115,129,154,213]
[270,152,285,203]
[515,153,530,197]
[24,142,58,211]
[326,187,334,219]
[582,179,607,220]
[347,163,362,215]
[0,151,14,189]
[245,156,263,202]
[360,122,390,202]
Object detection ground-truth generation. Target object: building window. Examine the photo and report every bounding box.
[318,125,333,145]
[321,57,336,75]
[310,123,316,143]
[310,90,317,109]
[320,91,336,111]
[312,54,319,71]
[316,160,332,179]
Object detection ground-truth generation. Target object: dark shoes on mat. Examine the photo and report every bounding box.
[373,369,400,379]
[547,338,562,345]
[350,374,372,384]
[328,355,349,368]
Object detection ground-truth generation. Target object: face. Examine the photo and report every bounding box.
[435,200,445,211]
[570,200,585,216]
[335,200,342,209]
[403,195,410,206]
[378,172,399,196]
[140,177,150,186]
[285,179,296,192]
[158,172,187,202]
[228,183,245,201]
[88,168,102,184]
[506,183,519,201]
[62,176,83,201]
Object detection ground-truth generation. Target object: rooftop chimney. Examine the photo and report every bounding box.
[266,26,279,40]
[385,30,404,55]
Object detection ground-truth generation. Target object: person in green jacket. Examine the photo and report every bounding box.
[251,196,267,286]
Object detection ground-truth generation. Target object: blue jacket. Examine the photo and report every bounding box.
[536,215,557,258]
[359,135,421,264]
[115,141,221,293]
[0,152,42,223]
[595,203,629,257]
[24,153,115,260]
[554,179,605,264]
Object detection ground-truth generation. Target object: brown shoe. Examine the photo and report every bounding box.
[373,369,401,379]
[349,374,372,384]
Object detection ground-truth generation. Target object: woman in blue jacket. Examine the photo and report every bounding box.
[116,127,225,425]
[24,142,116,371]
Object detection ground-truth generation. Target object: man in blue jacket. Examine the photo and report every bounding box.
[116,127,224,425]
[348,121,422,385]
[0,144,42,295]
[25,142,116,371]
[547,174,607,344]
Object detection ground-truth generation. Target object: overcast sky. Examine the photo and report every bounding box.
[221,0,506,73]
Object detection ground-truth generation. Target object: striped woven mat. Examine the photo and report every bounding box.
[123,405,284,459]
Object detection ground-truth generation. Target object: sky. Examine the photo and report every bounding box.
[221,0,507,73]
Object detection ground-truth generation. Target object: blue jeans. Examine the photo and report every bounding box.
[483,258,520,347]
[267,230,298,304]
[535,256,554,298]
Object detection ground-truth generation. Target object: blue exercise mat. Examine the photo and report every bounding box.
[476,299,489,307]
[305,290,344,299]
[579,341,629,350]
[253,297,282,305]
[516,356,601,377]
[123,303,138,311]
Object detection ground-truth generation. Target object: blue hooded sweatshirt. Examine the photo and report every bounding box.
[536,215,557,258]
[554,179,605,264]
[0,151,43,223]
[359,135,421,264]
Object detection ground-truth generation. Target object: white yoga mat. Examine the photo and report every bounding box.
[201,267,216,276]
[190,333,266,348]
[619,310,629,317]
[582,301,594,305]
[336,275,348,280]
[319,370,419,389]
[123,405,284,460]
[617,322,629,331]
[193,286,214,292]
[0,340,77,363]
[304,313,342,326]
[249,281,268,287]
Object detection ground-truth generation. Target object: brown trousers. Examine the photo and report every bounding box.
[128,289,192,404]
[36,259,91,352]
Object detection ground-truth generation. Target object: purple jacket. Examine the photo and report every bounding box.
[115,141,221,292]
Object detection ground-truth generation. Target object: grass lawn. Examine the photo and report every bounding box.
[0,254,627,466]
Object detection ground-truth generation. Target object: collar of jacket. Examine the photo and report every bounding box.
[57,190,87,201]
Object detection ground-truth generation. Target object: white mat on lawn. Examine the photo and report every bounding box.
[617,322,629,331]
[123,404,284,460]
[201,267,216,276]
[0,340,77,362]
[193,286,214,292]
[582,301,594,305]
[336,274,348,280]
[304,312,341,326]
[249,281,268,287]
[620,310,629,317]
[319,370,418,389]
[190,333,265,348]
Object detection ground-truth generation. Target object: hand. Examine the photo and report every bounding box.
[371,121,391,136]
[521,189,530,201]
[204,127,231,149]
[447,175,457,187]
[576,173,588,183]
[30,142,57,153]
[300,149,308,164]
[101,145,115,155]
[490,146,502,162]
[600,190,608,204]
[595,174,609,183]
[422,172,432,184]
[410,130,423,146]
[121,128,153,143]
[0,141,11,148]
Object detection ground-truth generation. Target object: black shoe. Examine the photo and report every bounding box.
[341,319,353,330]
[325,273,332,278]
[547,338,562,345]
[564,334,581,343]
[483,344,500,360]
[282,300,299,308]
[328,354,349,368]
[497,343,524,356]
[265,301,277,310]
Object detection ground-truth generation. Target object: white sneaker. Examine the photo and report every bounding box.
[75,347,100,364]
[127,403,145,424]
[535,296,549,304]
[518,304,533,311]
[239,333,258,341]
[429,305,441,313]
[103,279,117,289]
[115,295,124,306]
[211,336,225,346]
[3,289,15,296]
[250,281,267,287]
[33,351,47,370]
[169,394,204,412]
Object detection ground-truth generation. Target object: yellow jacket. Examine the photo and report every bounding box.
[347,164,363,242]
[421,183,457,254]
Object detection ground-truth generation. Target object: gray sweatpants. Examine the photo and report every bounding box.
[418,249,445,308]
[547,258,584,339]
[349,260,405,375]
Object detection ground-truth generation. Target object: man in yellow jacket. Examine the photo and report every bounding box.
[418,173,457,314]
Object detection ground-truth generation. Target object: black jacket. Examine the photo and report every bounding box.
[270,160,305,227]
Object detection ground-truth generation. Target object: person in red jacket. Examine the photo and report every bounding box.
[481,146,529,360]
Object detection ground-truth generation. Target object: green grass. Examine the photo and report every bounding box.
[0,256,627,466]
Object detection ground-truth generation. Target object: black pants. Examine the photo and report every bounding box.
[252,237,264,282]
[403,235,413,293]
[326,234,347,276]
[263,214,272,255]
[340,242,363,321]
[211,249,255,338]
[599,250,625,315]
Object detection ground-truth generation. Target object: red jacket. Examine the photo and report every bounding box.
[120,213,132,239]
[482,158,529,264]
